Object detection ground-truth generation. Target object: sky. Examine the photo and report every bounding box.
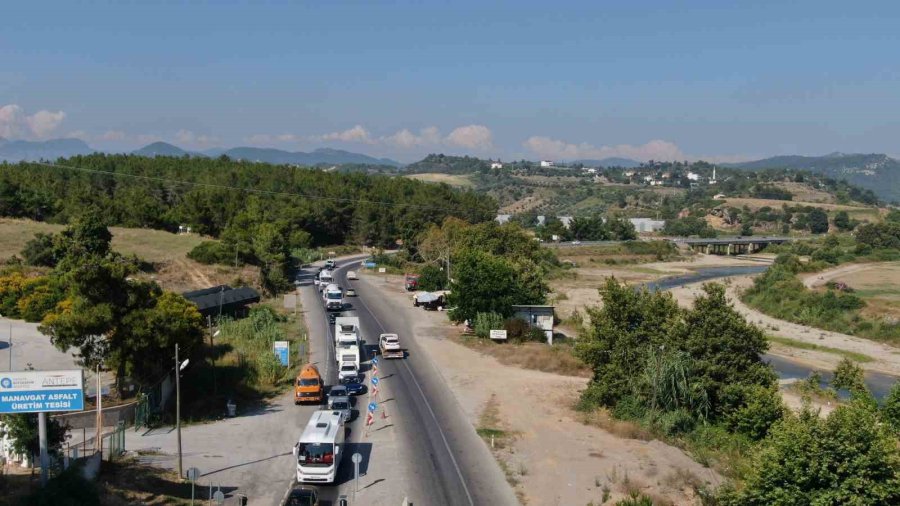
[2,0,900,163]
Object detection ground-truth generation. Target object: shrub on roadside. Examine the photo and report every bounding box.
[473,312,504,339]
[187,241,233,265]
[721,384,786,441]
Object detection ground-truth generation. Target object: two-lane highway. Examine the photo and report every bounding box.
[330,260,518,506]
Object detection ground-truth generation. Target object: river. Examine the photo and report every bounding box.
[644,264,898,400]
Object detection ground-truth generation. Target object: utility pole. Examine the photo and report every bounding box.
[38,412,48,486]
[96,363,102,454]
[176,343,183,479]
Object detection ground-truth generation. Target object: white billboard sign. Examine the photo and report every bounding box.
[0,370,85,413]
[489,330,507,340]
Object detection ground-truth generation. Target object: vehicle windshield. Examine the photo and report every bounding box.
[330,401,350,410]
[297,378,319,387]
[327,293,342,299]
[340,365,356,372]
[296,442,334,467]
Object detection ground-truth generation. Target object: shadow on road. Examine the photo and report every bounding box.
[202,451,291,477]
[334,441,373,486]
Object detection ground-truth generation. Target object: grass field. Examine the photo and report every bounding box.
[404,172,475,187]
[0,218,206,263]
[832,264,900,320]
[768,335,874,363]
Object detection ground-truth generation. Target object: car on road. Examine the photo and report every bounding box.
[572,240,582,245]
[338,362,359,382]
[325,259,336,269]
[345,288,357,297]
[328,385,349,398]
[347,270,358,280]
[340,376,366,395]
[327,394,352,423]
[285,487,319,506]
[328,312,338,324]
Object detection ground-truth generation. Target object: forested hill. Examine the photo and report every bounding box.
[0,154,497,247]
[404,153,491,174]
[729,153,900,203]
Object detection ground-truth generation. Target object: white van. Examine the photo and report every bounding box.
[293,410,345,483]
[346,271,358,280]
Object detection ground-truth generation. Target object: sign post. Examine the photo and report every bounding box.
[489,329,508,341]
[273,341,290,367]
[186,467,201,505]
[0,369,85,486]
[352,452,362,499]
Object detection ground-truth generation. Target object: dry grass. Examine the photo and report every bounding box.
[0,217,206,263]
[404,172,474,187]
[578,408,655,441]
[454,336,591,377]
[721,197,874,212]
[99,457,196,505]
[832,264,900,320]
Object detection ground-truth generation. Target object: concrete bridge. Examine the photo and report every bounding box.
[667,236,792,255]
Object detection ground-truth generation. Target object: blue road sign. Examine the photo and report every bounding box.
[371,357,378,365]
[0,370,84,414]
[368,402,377,412]
[273,341,290,367]
[364,261,376,268]
[371,377,379,386]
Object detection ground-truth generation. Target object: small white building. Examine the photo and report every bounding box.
[649,180,663,186]
[624,170,636,177]
[629,218,666,233]
[540,160,555,168]
[490,162,504,169]
[643,175,654,182]
[687,172,700,181]
[512,305,556,344]
[583,167,597,174]
[495,214,511,224]
[558,216,574,229]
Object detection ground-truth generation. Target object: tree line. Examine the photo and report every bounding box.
[0,154,497,247]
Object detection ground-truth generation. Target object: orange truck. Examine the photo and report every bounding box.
[294,364,323,404]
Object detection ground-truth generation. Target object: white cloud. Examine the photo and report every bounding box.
[0,104,25,138]
[523,136,687,162]
[99,130,126,142]
[26,110,66,138]
[445,125,494,151]
[320,124,374,144]
[383,126,443,149]
[174,129,219,147]
[0,104,66,139]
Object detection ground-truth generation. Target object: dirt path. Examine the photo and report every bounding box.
[801,262,896,289]
[669,276,900,376]
[365,274,722,505]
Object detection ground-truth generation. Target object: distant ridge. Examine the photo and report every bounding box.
[728,152,900,202]
[0,137,95,162]
[221,146,401,167]
[132,141,198,157]
[571,157,641,168]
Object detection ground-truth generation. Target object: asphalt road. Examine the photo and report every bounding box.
[329,261,518,506]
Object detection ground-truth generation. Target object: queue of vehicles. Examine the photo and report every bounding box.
[292,258,408,489]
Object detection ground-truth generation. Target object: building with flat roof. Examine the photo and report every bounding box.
[512,305,555,344]
[182,285,260,318]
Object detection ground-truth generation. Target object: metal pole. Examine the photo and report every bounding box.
[96,364,103,454]
[8,321,11,371]
[176,343,183,479]
[38,412,48,487]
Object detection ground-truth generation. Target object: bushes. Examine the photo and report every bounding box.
[473,312,504,338]
[416,264,447,291]
[0,272,63,322]
[721,384,785,441]
[217,306,289,387]
[187,240,234,265]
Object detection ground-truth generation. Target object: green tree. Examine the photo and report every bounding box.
[447,249,546,323]
[417,264,447,291]
[725,401,900,505]
[576,279,682,407]
[0,413,67,459]
[679,284,775,417]
[833,210,853,231]
[807,208,829,234]
[882,382,900,433]
[831,357,867,395]
[21,232,60,267]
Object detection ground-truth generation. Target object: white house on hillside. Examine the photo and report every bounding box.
[490,162,503,169]
[540,160,555,168]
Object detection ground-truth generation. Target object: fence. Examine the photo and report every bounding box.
[64,421,127,463]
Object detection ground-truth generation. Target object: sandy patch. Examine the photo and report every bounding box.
[365,274,723,505]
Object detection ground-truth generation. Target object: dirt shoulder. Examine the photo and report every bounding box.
[363,273,722,505]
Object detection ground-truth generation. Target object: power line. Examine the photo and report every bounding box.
[31,161,483,214]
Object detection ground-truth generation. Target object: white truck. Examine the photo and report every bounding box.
[323,283,343,311]
[293,410,345,484]
[318,270,334,292]
[335,343,360,369]
[378,333,404,359]
[334,316,360,347]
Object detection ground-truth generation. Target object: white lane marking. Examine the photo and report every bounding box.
[349,265,475,506]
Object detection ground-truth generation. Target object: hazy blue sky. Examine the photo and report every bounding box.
[3,0,899,162]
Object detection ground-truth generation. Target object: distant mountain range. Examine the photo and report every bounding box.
[727,152,900,202]
[0,137,95,162]
[0,137,401,167]
[571,157,641,168]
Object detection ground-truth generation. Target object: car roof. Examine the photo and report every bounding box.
[328,395,350,404]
